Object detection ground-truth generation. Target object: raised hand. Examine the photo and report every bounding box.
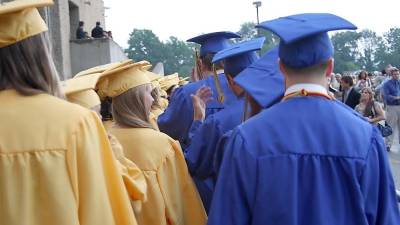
[191,86,213,121]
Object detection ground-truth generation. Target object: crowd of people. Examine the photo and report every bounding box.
[1,1,400,225]
[329,66,400,151]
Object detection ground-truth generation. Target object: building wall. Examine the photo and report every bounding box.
[70,38,127,76]
[70,0,106,40]
[43,0,106,80]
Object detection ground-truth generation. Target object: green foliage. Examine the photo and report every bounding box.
[236,22,279,54]
[383,28,400,67]
[331,28,400,74]
[163,36,194,76]
[331,31,361,73]
[125,29,164,64]
[125,25,400,77]
[125,29,194,76]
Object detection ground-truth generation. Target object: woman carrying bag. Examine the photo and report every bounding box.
[355,87,392,150]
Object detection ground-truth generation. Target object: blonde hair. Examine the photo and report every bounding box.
[112,84,153,129]
[0,32,63,98]
[361,87,374,101]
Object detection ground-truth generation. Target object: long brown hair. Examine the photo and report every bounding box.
[361,87,375,117]
[151,86,161,110]
[0,32,62,97]
[112,84,153,129]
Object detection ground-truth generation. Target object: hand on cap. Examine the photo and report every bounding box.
[191,86,213,121]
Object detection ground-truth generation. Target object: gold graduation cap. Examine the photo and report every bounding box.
[146,70,163,89]
[0,0,53,48]
[63,73,101,109]
[159,73,179,91]
[97,61,152,98]
[178,76,190,86]
[74,59,134,78]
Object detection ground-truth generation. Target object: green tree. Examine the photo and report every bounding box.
[237,22,278,54]
[331,31,361,73]
[383,27,400,67]
[163,36,194,76]
[125,29,194,76]
[125,29,164,64]
[237,22,258,41]
[357,29,382,71]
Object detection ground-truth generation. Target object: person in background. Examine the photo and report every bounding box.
[107,30,113,39]
[0,1,138,225]
[355,70,372,90]
[208,13,400,225]
[91,21,105,38]
[375,64,394,100]
[99,61,207,225]
[355,87,385,124]
[383,67,400,152]
[341,75,361,109]
[76,20,85,39]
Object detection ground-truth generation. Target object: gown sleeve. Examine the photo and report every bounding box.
[158,87,194,144]
[185,115,222,179]
[69,111,138,225]
[359,127,400,224]
[207,129,257,225]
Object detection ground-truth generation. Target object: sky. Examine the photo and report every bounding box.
[103,0,400,48]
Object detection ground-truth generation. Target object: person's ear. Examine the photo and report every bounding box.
[325,58,334,77]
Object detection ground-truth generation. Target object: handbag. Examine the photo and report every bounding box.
[377,122,393,137]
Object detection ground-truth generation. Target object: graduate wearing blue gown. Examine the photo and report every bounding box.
[213,47,285,175]
[185,37,285,212]
[158,32,240,147]
[208,13,400,225]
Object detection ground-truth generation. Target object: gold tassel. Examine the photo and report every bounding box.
[193,50,202,82]
[242,93,250,122]
[213,64,225,103]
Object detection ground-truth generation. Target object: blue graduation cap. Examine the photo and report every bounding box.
[256,13,357,68]
[212,37,266,77]
[187,31,240,57]
[234,47,285,108]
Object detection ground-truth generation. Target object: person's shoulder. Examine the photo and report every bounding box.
[44,94,92,116]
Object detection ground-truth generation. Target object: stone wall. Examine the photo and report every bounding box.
[70,38,127,76]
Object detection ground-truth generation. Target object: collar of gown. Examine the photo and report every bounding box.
[285,83,328,96]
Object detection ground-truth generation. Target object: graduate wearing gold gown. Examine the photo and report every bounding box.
[0,1,137,224]
[99,61,207,225]
[63,73,147,208]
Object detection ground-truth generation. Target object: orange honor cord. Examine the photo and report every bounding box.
[282,89,333,101]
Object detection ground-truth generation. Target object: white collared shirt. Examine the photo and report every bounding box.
[285,83,329,96]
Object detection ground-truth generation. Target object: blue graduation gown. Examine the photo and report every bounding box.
[208,97,400,225]
[158,73,236,147]
[184,99,245,212]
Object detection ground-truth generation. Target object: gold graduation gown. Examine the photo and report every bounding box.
[110,127,207,225]
[0,90,137,225]
[107,133,147,204]
[159,97,169,110]
[149,112,160,131]
[103,119,115,131]
[149,107,164,131]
